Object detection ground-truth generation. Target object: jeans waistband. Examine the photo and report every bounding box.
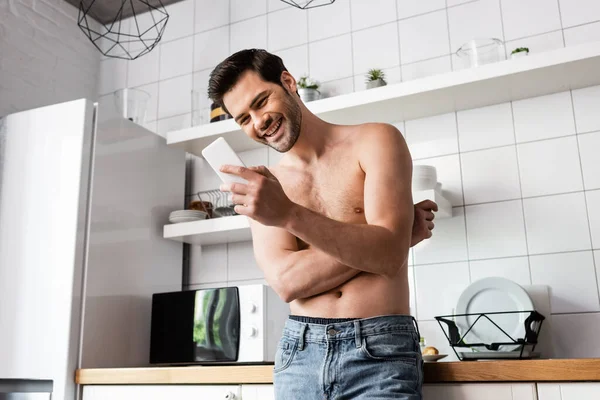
[289,315,358,325]
[282,314,420,345]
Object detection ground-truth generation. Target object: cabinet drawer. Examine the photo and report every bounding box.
[82,385,241,400]
[423,383,537,400]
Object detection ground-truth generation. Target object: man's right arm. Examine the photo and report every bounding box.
[250,219,359,303]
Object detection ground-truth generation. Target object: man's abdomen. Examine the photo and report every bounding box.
[291,266,411,318]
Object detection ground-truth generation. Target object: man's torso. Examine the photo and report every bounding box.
[271,124,410,318]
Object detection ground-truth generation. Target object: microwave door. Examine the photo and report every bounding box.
[193,288,240,362]
[220,290,238,360]
[204,290,218,348]
[194,290,220,360]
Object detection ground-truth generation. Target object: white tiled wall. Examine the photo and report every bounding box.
[97,0,600,136]
[96,0,600,360]
[0,0,100,118]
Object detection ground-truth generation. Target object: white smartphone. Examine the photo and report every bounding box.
[201,137,248,184]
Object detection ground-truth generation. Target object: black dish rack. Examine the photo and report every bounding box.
[434,310,545,361]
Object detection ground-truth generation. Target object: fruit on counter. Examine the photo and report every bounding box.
[422,346,439,355]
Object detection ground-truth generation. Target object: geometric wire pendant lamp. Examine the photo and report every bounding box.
[280,0,336,9]
[78,0,169,60]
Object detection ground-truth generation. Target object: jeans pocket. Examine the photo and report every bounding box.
[360,331,419,365]
[273,337,298,374]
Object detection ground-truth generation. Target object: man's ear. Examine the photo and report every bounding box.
[280,71,297,93]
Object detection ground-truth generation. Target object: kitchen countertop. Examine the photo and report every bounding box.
[76,359,600,385]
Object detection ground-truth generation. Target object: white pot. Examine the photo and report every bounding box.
[366,79,387,89]
[511,51,529,59]
[298,88,320,102]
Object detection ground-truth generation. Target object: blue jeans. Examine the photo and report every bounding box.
[273,315,423,400]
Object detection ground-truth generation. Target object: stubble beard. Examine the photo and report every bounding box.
[267,91,302,153]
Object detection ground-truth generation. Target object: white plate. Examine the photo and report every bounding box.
[423,354,447,362]
[455,277,534,352]
[170,210,207,216]
[169,216,205,223]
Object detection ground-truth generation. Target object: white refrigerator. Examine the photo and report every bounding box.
[0,99,186,399]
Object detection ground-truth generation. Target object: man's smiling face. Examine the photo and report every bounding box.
[223,70,302,153]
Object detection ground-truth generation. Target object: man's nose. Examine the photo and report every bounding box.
[255,115,272,133]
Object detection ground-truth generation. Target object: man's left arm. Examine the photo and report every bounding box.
[282,125,414,278]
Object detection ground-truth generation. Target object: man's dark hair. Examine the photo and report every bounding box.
[208,49,289,113]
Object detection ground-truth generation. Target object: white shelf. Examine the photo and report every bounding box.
[167,41,600,156]
[163,215,251,245]
[163,192,452,245]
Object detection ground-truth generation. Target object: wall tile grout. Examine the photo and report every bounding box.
[569,89,600,308]
[551,310,600,316]
[444,0,454,70]
[132,15,600,52]
[454,111,471,283]
[412,248,599,268]
[564,18,600,30]
[498,0,507,43]
[509,98,533,284]
[556,0,567,47]
[348,0,356,92]
[412,132,586,162]
[394,0,404,82]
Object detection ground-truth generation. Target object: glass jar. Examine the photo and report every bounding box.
[456,38,506,69]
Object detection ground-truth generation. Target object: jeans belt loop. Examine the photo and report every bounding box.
[354,320,362,349]
[298,324,307,351]
[412,316,421,340]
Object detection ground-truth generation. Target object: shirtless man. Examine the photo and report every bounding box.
[209,49,437,400]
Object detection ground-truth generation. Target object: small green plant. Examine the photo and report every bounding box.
[511,47,529,55]
[297,75,320,90]
[365,68,387,83]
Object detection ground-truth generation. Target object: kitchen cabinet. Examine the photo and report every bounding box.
[82,385,242,400]
[83,383,538,400]
[423,383,537,400]
[241,384,275,400]
[537,383,600,400]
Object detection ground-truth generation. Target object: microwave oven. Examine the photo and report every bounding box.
[150,284,289,365]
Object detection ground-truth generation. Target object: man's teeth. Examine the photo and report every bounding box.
[265,119,281,137]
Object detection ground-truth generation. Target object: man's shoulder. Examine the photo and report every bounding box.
[351,123,410,169]
[351,122,402,138]
[352,122,405,147]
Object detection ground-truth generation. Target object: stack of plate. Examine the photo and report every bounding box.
[169,210,208,223]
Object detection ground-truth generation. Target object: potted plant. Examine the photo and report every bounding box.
[365,68,387,89]
[511,47,529,59]
[297,75,320,102]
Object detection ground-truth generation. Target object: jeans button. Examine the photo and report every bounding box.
[328,328,337,336]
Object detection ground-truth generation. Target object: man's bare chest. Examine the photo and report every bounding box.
[279,163,366,224]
